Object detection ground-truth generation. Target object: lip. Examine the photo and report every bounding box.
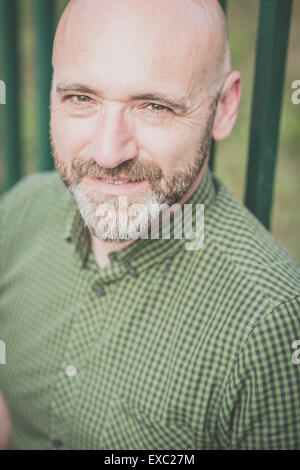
[86,176,147,195]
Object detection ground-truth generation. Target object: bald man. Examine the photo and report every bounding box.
[0,0,299,450]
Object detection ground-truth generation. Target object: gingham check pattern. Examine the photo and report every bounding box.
[0,165,299,450]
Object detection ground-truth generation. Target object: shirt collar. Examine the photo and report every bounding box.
[64,164,217,273]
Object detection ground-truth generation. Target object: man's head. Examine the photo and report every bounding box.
[50,0,241,242]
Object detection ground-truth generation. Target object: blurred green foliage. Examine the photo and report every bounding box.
[0,0,299,259]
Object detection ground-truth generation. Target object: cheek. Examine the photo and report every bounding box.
[50,107,96,159]
[135,123,196,174]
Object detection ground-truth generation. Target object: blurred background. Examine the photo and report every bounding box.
[0,0,299,259]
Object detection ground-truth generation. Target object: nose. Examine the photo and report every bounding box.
[90,104,138,169]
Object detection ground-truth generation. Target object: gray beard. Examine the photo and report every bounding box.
[69,181,165,242]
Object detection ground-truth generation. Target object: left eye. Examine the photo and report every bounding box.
[146,103,169,113]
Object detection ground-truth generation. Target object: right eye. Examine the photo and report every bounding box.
[65,94,92,105]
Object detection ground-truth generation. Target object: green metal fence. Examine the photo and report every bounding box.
[0,0,294,230]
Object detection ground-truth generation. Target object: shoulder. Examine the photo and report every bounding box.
[0,171,68,217]
[203,174,300,309]
[0,171,73,259]
[0,171,72,228]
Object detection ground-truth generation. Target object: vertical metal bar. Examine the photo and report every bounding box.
[245,0,293,229]
[35,0,55,172]
[219,0,228,14]
[209,0,228,172]
[0,0,22,190]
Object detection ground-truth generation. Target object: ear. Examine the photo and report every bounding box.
[212,71,241,141]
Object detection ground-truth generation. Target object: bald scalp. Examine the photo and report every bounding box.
[192,0,231,75]
[52,0,231,96]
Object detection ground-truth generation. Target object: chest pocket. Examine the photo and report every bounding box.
[99,394,196,450]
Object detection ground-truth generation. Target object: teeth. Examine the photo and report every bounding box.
[106,180,130,184]
[105,180,141,184]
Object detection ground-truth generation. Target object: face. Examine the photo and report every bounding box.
[50,0,221,242]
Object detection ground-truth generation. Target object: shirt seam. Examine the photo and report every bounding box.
[214,294,300,448]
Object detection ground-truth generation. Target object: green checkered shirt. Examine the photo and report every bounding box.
[0,166,299,450]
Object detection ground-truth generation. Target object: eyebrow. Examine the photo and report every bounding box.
[56,83,189,114]
[56,83,99,96]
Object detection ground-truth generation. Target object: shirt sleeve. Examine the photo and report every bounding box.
[217,296,300,449]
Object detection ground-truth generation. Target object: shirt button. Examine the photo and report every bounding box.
[92,285,105,297]
[128,266,138,277]
[52,439,63,448]
[65,365,77,377]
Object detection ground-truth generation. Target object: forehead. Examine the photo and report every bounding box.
[52,0,214,100]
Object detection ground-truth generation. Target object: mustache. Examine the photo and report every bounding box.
[71,157,163,184]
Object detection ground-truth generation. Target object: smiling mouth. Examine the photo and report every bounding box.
[94,178,144,185]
